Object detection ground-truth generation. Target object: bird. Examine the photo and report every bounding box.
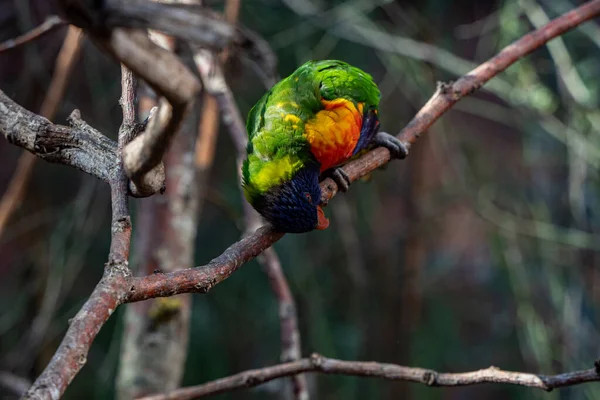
[242,60,407,233]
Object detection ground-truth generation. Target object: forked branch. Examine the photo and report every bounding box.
[127,0,600,301]
[13,1,600,399]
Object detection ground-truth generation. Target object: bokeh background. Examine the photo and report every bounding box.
[1,0,600,399]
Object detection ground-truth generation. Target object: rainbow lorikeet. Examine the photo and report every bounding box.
[242,60,407,233]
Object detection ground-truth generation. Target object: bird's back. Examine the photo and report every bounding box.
[243,60,381,201]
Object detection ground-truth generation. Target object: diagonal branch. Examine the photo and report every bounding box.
[126,0,600,303]
[137,353,600,400]
[0,16,66,52]
[18,1,600,398]
[194,43,309,399]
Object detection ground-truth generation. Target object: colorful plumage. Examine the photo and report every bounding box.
[242,60,407,233]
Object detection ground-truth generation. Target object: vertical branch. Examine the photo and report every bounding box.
[195,50,308,399]
[0,26,83,238]
[24,60,134,400]
[117,30,200,399]
[194,0,241,212]
[259,247,308,400]
[111,65,137,260]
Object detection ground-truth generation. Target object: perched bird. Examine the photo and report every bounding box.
[242,60,407,233]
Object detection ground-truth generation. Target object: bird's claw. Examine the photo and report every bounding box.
[374,132,408,159]
[330,168,351,193]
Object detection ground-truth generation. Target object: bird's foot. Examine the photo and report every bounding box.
[325,167,351,193]
[374,132,408,159]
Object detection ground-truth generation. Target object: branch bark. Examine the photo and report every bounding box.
[96,28,201,197]
[117,30,199,399]
[137,354,600,400]
[194,44,309,399]
[22,67,137,400]
[17,1,600,398]
[0,16,66,52]
[61,0,239,50]
[125,0,600,302]
[0,91,118,183]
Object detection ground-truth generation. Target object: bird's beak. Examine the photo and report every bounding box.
[316,206,329,230]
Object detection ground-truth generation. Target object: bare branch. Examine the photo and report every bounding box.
[194,50,246,154]
[102,0,238,50]
[22,64,137,400]
[17,2,600,398]
[60,0,237,50]
[320,0,600,201]
[22,265,131,400]
[194,0,240,169]
[0,92,118,183]
[195,37,309,398]
[137,353,600,399]
[259,248,308,400]
[125,0,600,304]
[126,225,284,301]
[0,154,35,236]
[0,16,65,53]
[40,27,85,119]
[95,28,201,197]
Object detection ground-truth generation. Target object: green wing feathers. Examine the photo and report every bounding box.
[243,60,380,203]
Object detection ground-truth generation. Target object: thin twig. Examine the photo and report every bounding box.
[194,0,239,168]
[259,248,308,399]
[0,26,83,238]
[137,353,600,400]
[40,27,85,119]
[0,154,35,237]
[0,16,65,52]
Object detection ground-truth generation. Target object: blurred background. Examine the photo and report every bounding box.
[1,0,599,399]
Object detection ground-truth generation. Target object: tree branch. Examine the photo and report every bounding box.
[126,224,284,301]
[117,23,200,396]
[258,248,308,400]
[17,1,600,398]
[137,353,600,399]
[55,0,278,198]
[0,91,118,184]
[61,0,238,50]
[22,66,138,400]
[124,0,600,302]
[194,41,309,399]
[0,16,66,53]
[95,28,201,197]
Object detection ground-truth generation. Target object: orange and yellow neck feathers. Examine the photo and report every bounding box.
[304,99,364,172]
